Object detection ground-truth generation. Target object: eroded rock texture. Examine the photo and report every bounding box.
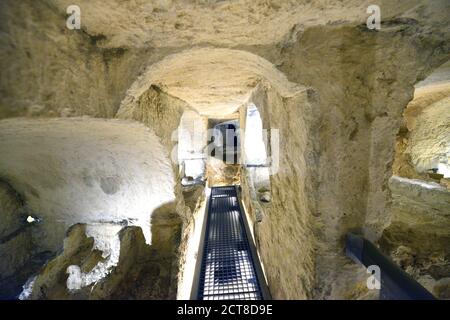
[0,0,449,300]
[31,221,181,300]
[380,176,450,299]
[0,118,176,251]
[0,181,32,299]
[381,61,450,299]
[0,118,180,299]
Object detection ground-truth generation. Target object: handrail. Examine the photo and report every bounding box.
[345,233,436,300]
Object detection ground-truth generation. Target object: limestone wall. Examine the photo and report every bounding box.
[0,0,151,119]
[238,83,318,299]
[380,176,450,298]
[0,0,449,300]
[0,118,177,252]
[279,22,450,298]
[393,63,450,183]
[0,181,32,291]
[408,97,450,174]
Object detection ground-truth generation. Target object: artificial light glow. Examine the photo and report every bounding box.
[437,162,450,178]
[244,104,267,165]
[184,159,205,179]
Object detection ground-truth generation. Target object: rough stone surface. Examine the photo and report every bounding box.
[434,277,450,299]
[118,48,302,116]
[0,181,25,239]
[385,61,450,300]
[30,224,98,299]
[259,191,271,203]
[380,176,450,298]
[407,96,450,173]
[393,63,450,182]
[0,0,147,119]
[0,0,449,300]
[45,0,439,49]
[239,83,318,299]
[0,181,34,299]
[0,231,33,285]
[30,221,181,300]
[278,20,449,298]
[117,85,188,154]
[0,118,176,252]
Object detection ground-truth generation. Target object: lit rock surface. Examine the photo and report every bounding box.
[408,96,450,173]
[0,0,449,300]
[118,48,302,117]
[0,181,32,296]
[393,62,450,183]
[0,118,176,251]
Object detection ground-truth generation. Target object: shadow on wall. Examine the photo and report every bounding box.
[0,118,178,252]
[0,179,54,300]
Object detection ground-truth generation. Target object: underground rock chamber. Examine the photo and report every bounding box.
[0,118,181,299]
[0,0,450,301]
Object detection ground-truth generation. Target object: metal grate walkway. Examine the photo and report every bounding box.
[194,186,269,300]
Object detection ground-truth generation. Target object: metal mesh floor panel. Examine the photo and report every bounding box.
[198,186,263,300]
